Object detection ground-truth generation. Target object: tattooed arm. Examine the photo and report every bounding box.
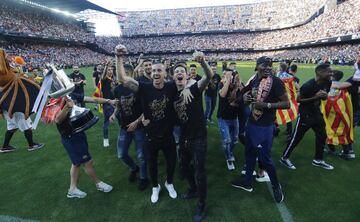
[194,51,214,92]
[115,44,139,92]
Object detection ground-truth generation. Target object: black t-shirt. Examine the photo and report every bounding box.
[248,75,286,126]
[56,112,72,137]
[174,83,206,139]
[205,73,221,97]
[193,74,202,82]
[69,73,86,94]
[114,84,142,129]
[298,78,331,116]
[137,75,152,83]
[93,71,102,86]
[346,77,360,111]
[101,78,116,99]
[138,82,177,138]
[217,83,240,120]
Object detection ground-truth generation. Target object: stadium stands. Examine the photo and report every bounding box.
[119,0,326,36]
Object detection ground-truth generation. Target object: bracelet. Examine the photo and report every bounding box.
[267,103,272,109]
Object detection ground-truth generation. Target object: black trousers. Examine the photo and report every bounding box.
[179,136,207,205]
[146,134,177,187]
[282,113,326,160]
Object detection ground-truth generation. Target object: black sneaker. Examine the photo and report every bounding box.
[138,178,149,191]
[279,157,296,170]
[28,143,44,152]
[230,179,253,192]
[312,160,334,170]
[324,146,337,156]
[0,145,16,153]
[272,185,284,203]
[180,189,198,200]
[193,203,206,222]
[129,167,139,182]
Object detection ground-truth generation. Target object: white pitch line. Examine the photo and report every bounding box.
[265,183,295,222]
[0,215,40,222]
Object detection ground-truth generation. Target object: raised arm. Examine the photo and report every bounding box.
[115,45,139,92]
[133,54,144,75]
[219,71,232,98]
[194,51,214,92]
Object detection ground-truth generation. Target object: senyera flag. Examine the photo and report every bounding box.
[321,89,353,145]
[276,77,298,125]
[93,81,103,113]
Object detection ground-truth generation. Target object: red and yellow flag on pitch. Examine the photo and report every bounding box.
[93,81,103,113]
[321,89,353,145]
[276,77,298,125]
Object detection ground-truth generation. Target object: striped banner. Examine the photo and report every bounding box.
[276,77,298,125]
[321,89,353,145]
[93,81,103,113]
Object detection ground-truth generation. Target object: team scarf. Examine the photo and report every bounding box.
[252,75,273,121]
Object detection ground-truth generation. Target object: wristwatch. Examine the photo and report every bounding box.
[267,103,272,109]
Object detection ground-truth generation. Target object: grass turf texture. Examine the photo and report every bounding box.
[0,62,359,222]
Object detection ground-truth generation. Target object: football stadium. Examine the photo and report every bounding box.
[0,0,359,221]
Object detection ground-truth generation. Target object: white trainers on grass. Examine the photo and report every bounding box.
[165,181,177,199]
[67,188,87,199]
[151,184,161,203]
[96,181,113,193]
[103,139,109,147]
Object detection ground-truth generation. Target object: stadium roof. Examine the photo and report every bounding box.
[28,0,117,15]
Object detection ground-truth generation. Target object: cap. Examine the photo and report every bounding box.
[255,56,272,71]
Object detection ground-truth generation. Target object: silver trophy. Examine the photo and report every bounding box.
[45,64,99,134]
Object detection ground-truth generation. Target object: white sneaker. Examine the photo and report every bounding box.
[151,184,161,203]
[103,139,109,147]
[67,188,87,199]
[226,161,235,171]
[164,181,177,199]
[241,170,257,176]
[96,181,113,193]
[255,172,271,182]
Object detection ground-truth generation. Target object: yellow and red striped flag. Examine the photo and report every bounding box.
[93,81,103,113]
[276,77,298,125]
[321,89,353,145]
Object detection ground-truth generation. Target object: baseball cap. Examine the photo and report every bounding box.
[255,56,272,71]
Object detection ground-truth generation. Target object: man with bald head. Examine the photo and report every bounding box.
[115,44,186,204]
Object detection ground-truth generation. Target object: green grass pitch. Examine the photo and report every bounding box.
[0,62,359,222]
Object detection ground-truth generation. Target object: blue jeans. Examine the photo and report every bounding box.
[204,95,217,121]
[173,125,181,145]
[244,123,280,188]
[103,104,114,139]
[218,118,239,160]
[117,128,147,179]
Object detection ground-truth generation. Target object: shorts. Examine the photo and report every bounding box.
[3,111,32,132]
[61,132,92,166]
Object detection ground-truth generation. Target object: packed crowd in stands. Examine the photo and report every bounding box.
[98,0,360,54]
[1,41,107,69]
[123,44,359,65]
[119,0,325,36]
[0,0,95,43]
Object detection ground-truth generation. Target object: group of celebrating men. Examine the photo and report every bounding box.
[1,43,358,222]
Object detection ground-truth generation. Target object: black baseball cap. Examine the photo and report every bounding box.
[255,56,272,71]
